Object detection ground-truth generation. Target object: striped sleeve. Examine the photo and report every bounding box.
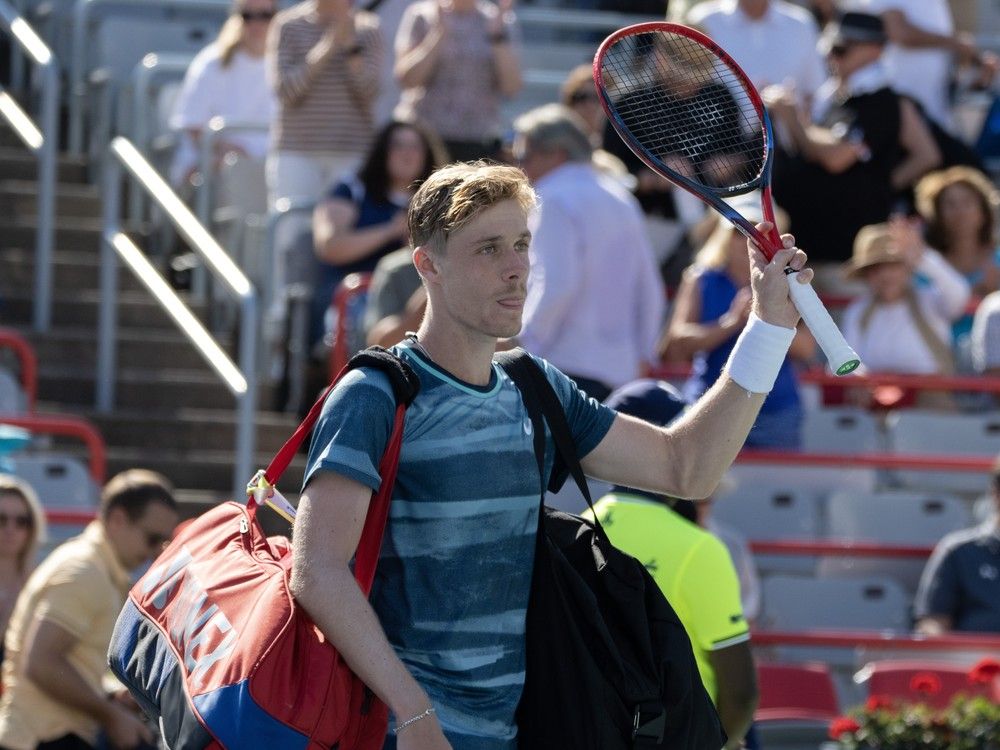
[270,15,313,105]
[345,20,383,103]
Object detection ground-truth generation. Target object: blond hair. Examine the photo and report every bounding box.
[408,162,537,254]
[0,474,46,575]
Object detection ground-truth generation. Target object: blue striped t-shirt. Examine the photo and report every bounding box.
[302,341,616,749]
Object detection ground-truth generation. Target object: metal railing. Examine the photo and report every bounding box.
[98,136,257,498]
[0,327,38,410]
[0,0,58,332]
[196,117,269,227]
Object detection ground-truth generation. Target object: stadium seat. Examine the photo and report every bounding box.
[11,453,100,508]
[712,486,824,575]
[855,660,1000,709]
[754,662,841,750]
[760,575,910,631]
[801,406,882,454]
[885,410,1000,494]
[727,464,877,501]
[0,368,27,414]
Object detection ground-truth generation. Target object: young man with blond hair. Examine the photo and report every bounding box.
[292,161,812,749]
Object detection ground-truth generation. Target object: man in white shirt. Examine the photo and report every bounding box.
[510,104,665,402]
[685,0,825,105]
[846,0,997,129]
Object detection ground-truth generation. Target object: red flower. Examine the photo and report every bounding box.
[968,658,1000,685]
[828,716,861,740]
[910,672,942,695]
[865,694,894,711]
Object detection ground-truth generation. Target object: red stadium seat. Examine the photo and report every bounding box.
[756,662,840,722]
[856,660,1000,709]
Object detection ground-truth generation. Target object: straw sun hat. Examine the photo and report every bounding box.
[843,223,907,278]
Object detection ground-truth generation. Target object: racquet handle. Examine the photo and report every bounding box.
[786,272,861,375]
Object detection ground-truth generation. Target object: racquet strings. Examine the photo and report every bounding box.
[599,30,767,191]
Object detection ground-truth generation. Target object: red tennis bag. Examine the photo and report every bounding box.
[108,348,420,749]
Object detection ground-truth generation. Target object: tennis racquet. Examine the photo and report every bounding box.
[594,22,860,375]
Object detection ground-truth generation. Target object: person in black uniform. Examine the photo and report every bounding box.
[765,12,941,266]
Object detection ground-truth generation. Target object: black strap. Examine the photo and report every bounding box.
[495,350,603,527]
[348,347,421,406]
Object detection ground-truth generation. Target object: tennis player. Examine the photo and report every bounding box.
[291,161,810,750]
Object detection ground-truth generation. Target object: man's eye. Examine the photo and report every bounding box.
[515,241,530,253]
[480,245,497,255]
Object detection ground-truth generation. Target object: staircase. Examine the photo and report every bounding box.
[0,123,306,518]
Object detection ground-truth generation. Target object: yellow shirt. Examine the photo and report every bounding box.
[587,493,749,703]
[0,522,131,750]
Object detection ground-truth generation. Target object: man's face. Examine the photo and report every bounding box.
[428,199,532,340]
[110,503,179,571]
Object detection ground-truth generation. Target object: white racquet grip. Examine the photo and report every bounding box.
[786,272,861,376]
[724,312,796,394]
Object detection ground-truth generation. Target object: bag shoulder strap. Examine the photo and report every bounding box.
[265,346,420,595]
[495,350,601,522]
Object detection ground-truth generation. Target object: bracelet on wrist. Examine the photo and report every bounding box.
[394,706,436,735]
[346,44,364,57]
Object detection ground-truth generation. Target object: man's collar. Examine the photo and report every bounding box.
[841,60,891,99]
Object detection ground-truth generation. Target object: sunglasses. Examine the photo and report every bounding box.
[141,529,171,549]
[569,91,598,105]
[0,513,31,530]
[240,10,275,21]
[829,44,852,57]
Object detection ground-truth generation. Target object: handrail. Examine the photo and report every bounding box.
[46,509,97,525]
[0,327,37,410]
[329,273,372,376]
[752,629,1000,652]
[750,540,933,559]
[0,414,107,482]
[736,449,993,473]
[0,0,58,332]
[517,6,659,31]
[98,136,257,498]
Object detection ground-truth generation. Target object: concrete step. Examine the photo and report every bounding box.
[106,445,307,498]
[0,179,102,218]
[0,148,89,183]
[36,364,270,411]
[3,248,146,293]
[0,288,209,330]
[21,326,229,372]
[0,216,102,253]
[82,407,299,455]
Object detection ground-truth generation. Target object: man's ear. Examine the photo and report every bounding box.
[413,245,440,284]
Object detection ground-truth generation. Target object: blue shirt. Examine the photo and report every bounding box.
[303,341,616,749]
[685,268,800,413]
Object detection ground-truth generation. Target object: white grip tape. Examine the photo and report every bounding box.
[724,312,796,394]
[786,272,861,376]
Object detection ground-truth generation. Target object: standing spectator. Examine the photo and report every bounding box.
[511,105,665,401]
[767,11,941,267]
[685,0,826,107]
[841,220,970,383]
[169,0,278,189]
[559,64,632,186]
[311,119,443,347]
[587,379,759,750]
[0,470,178,750]
[394,0,522,162]
[0,476,45,667]
[267,0,383,208]
[848,0,998,129]
[660,196,814,449]
[971,289,1000,377]
[914,457,1000,635]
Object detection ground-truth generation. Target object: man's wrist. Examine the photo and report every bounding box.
[723,312,795,394]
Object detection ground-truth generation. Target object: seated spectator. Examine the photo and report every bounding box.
[169,0,277,189]
[558,65,632,186]
[0,476,45,667]
[660,195,814,449]
[914,457,1000,635]
[685,0,825,108]
[767,12,941,268]
[0,470,178,750]
[267,0,384,208]
[841,220,970,406]
[363,246,424,348]
[587,380,759,750]
[394,0,521,162]
[915,166,1000,297]
[311,119,444,348]
[510,104,665,401]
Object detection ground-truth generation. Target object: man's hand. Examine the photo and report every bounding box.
[101,700,154,750]
[748,223,811,329]
[396,713,452,749]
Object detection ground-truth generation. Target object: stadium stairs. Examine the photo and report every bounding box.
[0,121,305,521]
